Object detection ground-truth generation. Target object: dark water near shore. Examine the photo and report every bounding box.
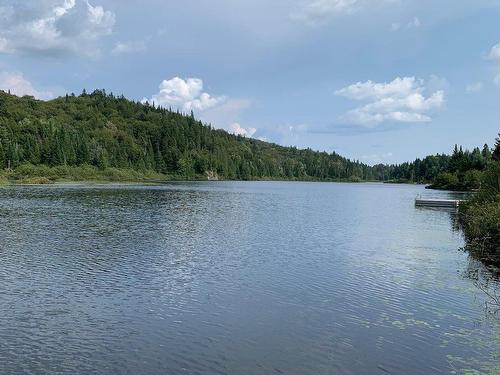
[0,182,498,374]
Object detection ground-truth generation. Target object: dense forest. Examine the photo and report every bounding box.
[373,144,493,190]
[0,90,496,187]
[0,90,377,182]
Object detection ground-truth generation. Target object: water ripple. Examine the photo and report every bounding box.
[0,182,498,374]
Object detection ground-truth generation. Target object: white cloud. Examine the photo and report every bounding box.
[291,0,358,24]
[0,0,115,57]
[144,78,260,138]
[0,39,12,54]
[292,0,398,25]
[466,82,483,93]
[228,123,257,137]
[143,77,225,112]
[200,99,251,126]
[486,43,500,86]
[336,76,415,100]
[111,41,146,55]
[0,72,56,100]
[199,99,258,138]
[259,124,309,147]
[335,77,445,127]
[487,43,500,60]
[393,17,420,31]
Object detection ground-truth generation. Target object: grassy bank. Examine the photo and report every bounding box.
[0,163,374,185]
[0,163,167,184]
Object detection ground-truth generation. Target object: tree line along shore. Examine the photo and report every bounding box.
[0,89,495,185]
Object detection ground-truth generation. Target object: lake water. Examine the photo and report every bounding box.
[0,182,498,374]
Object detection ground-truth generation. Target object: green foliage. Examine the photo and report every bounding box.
[373,154,451,183]
[493,134,500,162]
[430,169,483,191]
[431,172,460,190]
[3,163,163,183]
[379,141,494,191]
[459,160,500,265]
[0,90,376,182]
[463,169,483,190]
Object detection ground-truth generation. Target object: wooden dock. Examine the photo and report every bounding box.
[415,198,462,208]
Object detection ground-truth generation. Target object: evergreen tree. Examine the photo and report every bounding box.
[494,133,500,162]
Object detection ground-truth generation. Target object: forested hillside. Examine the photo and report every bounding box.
[0,90,374,181]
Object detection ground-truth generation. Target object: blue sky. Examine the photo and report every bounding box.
[0,0,499,164]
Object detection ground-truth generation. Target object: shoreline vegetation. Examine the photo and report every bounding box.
[458,139,500,268]
[0,163,381,185]
[0,90,498,264]
[0,164,164,185]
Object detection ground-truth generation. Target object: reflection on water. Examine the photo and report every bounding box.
[0,182,498,374]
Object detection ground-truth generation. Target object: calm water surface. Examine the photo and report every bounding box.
[0,182,498,374]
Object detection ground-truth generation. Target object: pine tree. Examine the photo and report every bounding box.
[493,133,500,162]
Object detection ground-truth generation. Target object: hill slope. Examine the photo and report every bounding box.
[0,90,375,181]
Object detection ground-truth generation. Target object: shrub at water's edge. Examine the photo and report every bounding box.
[0,174,8,185]
[458,137,500,266]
